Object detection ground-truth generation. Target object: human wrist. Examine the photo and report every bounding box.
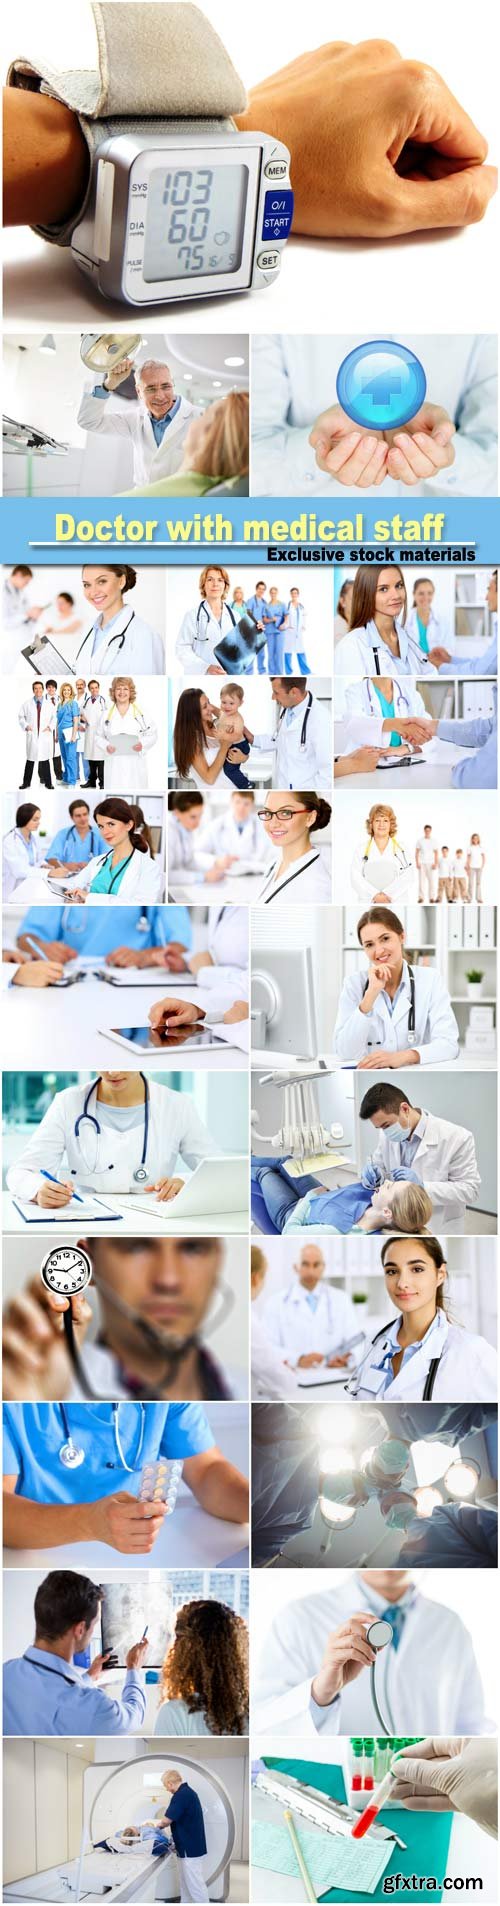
[311,1669,339,1707]
[4,88,90,227]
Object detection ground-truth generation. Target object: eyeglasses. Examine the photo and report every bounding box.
[257,806,310,822]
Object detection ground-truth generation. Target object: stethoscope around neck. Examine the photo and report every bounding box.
[76,608,135,664]
[58,1400,145,1470]
[278,689,313,748]
[195,599,236,645]
[73,1072,151,1180]
[362,960,417,1044]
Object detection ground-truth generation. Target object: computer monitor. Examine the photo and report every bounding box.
[251,945,318,1058]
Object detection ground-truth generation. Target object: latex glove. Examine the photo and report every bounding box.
[234,41,497,238]
[390,1738,498,1839]
[361,1161,382,1189]
[391,1166,423,1183]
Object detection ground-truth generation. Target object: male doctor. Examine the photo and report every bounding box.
[199,790,268,865]
[18,683,56,790]
[251,678,331,789]
[4,1569,148,1736]
[81,680,107,788]
[3,565,43,670]
[253,1567,488,1739]
[77,357,197,489]
[262,1243,359,1370]
[359,1081,481,1232]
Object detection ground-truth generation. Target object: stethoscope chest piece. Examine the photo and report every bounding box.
[133,1165,150,1184]
[366,1618,393,1650]
[40,1246,93,1298]
[59,1438,86,1469]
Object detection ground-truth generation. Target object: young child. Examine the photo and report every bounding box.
[215,682,253,789]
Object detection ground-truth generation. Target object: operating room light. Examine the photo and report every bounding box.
[413,1486,444,1518]
[410,1439,458,1486]
[319,1495,357,1527]
[444,1459,480,1499]
[315,1403,356,1442]
[319,1445,354,1474]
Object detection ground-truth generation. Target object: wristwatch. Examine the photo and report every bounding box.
[8,1,293,304]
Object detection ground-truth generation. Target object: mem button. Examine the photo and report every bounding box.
[261,188,294,241]
[257,250,281,271]
[264,159,289,180]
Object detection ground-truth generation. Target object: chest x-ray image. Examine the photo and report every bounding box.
[100,1579,174,1666]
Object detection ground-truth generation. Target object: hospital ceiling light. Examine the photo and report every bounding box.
[315,1402,355,1442]
[413,1486,444,1518]
[410,1439,456,1486]
[212,379,222,387]
[183,372,193,379]
[444,1458,480,1499]
[319,1494,357,1528]
[39,334,56,353]
[224,355,245,366]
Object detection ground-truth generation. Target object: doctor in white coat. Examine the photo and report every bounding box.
[262,1243,360,1369]
[334,905,459,1068]
[358,1081,480,1233]
[18,686,56,789]
[251,1246,299,1399]
[82,682,107,787]
[77,357,197,490]
[253,1567,489,1740]
[163,905,249,1010]
[2,804,44,900]
[251,334,497,498]
[335,569,439,679]
[350,804,413,905]
[176,566,241,672]
[347,1234,496,1402]
[252,680,331,789]
[6,1074,219,1208]
[96,678,158,791]
[343,677,428,751]
[256,791,332,904]
[200,791,268,865]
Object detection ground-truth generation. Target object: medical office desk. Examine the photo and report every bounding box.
[2,1192,249,1236]
[2,965,249,1070]
[3,1469,249,1573]
[334,737,480,791]
[169,871,265,905]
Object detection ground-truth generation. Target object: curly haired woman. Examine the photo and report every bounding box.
[157,1599,248,1737]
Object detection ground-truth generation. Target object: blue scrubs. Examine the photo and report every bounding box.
[46,824,107,865]
[18,903,192,956]
[57,701,80,785]
[246,596,268,673]
[3,1401,215,1504]
[261,603,287,674]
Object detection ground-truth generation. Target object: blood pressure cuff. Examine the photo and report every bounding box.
[8,1,247,244]
[214,614,268,674]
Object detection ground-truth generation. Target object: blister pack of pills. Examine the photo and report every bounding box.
[139,1457,183,1513]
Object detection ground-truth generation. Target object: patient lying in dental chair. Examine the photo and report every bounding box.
[251,1160,432,1236]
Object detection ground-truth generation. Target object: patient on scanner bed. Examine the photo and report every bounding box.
[251,1163,433,1236]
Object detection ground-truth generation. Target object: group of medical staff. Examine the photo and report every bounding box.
[2,796,163,903]
[17,675,159,792]
[175,566,310,673]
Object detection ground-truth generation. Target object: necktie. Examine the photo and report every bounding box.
[36,702,41,733]
[381,1603,406,1650]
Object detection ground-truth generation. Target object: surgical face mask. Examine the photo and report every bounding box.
[382,1120,408,1142]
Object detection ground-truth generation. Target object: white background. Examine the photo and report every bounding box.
[334,789,498,903]
[166,567,333,673]
[3,0,499,333]
[4,676,167,791]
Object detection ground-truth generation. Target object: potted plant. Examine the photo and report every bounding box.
[466,968,484,999]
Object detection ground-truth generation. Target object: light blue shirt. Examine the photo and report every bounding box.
[3,1646,146,1738]
[93,385,181,445]
[19,904,192,956]
[438,630,497,677]
[371,1312,444,1396]
[3,1401,214,1504]
[304,1291,320,1312]
[46,824,107,865]
[90,611,125,660]
[438,704,497,789]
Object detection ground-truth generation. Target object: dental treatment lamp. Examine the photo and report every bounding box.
[80,333,143,372]
[252,1065,346,1163]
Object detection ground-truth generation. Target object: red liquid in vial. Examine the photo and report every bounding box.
[352,1805,378,1840]
[351,1775,362,1792]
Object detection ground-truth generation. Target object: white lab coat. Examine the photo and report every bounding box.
[334,961,459,1066]
[199,813,268,863]
[76,608,164,674]
[2,829,44,901]
[251,334,497,498]
[77,385,197,487]
[349,1308,497,1402]
[82,694,107,761]
[6,1080,218,1202]
[176,601,239,670]
[262,1281,359,1364]
[405,606,452,654]
[255,696,331,789]
[369,1109,480,1231]
[336,620,438,680]
[96,706,157,789]
[350,838,413,903]
[167,814,213,876]
[257,847,331,904]
[253,1578,488,1739]
[251,1305,299,1399]
[194,906,248,1008]
[343,677,426,748]
[18,697,56,764]
[61,847,162,903]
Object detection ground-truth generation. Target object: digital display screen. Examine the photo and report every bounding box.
[143,164,248,281]
[110,1024,225,1050]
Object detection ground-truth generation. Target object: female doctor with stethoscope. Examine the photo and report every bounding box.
[175,564,239,673]
[256,792,332,903]
[55,798,162,904]
[350,804,413,903]
[335,566,439,678]
[333,904,459,1068]
[343,676,429,752]
[347,1235,496,1401]
[6,1071,218,1209]
[2,804,44,900]
[78,565,164,673]
[97,677,158,790]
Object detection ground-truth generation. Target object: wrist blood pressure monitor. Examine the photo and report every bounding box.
[8,1,293,305]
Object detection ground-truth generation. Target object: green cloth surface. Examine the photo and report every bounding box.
[260,1758,453,1902]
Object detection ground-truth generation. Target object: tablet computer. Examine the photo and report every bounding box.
[103,1023,233,1053]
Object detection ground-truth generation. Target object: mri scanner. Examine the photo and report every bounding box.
[3,1753,235,1903]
